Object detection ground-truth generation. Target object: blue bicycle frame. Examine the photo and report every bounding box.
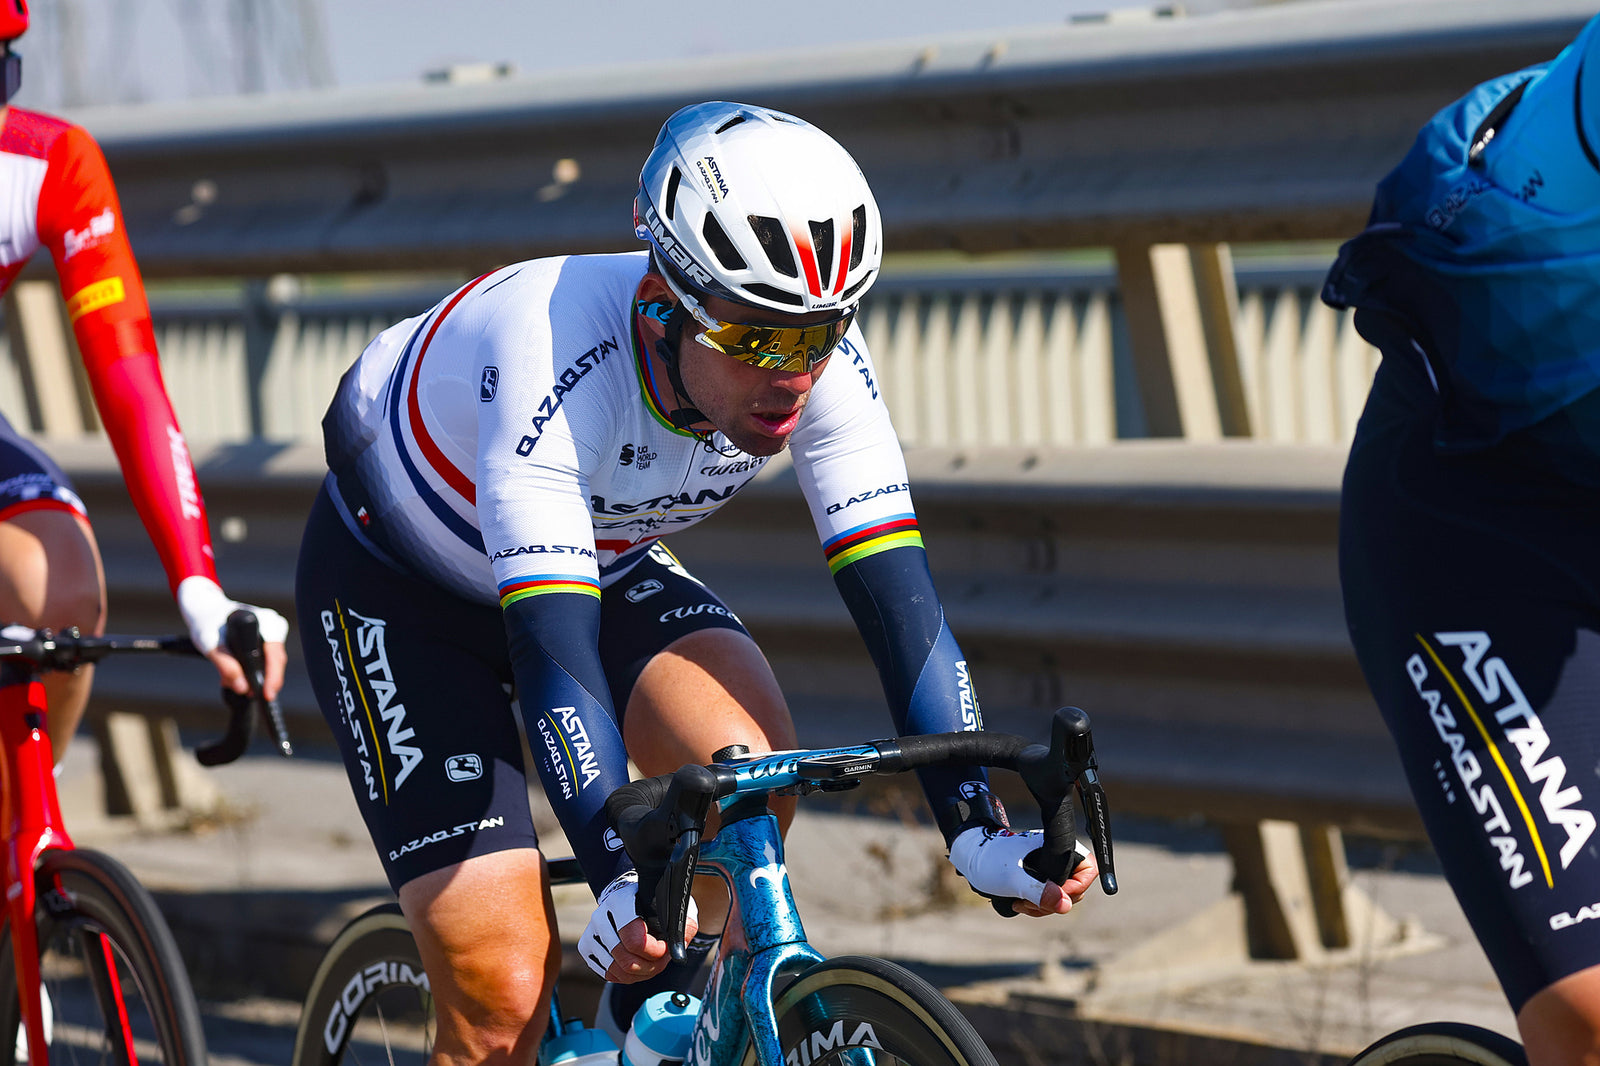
[682,746,881,1066]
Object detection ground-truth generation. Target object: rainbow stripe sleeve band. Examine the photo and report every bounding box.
[498,575,602,609]
[823,514,923,574]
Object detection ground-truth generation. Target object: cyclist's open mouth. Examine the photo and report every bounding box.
[751,408,801,435]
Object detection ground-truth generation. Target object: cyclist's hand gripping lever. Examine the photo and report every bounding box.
[996,706,1119,916]
[615,765,716,963]
[196,610,294,766]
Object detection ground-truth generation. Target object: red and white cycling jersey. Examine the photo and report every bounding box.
[0,107,215,590]
[323,252,922,606]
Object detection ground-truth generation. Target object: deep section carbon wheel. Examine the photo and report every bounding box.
[292,901,433,1066]
[1346,1022,1527,1066]
[745,955,997,1066]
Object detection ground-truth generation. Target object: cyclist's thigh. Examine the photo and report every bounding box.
[396,849,561,1060]
[600,543,795,767]
[0,415,102,626]
[1342,358,1600,1013]
[295,483,539,894]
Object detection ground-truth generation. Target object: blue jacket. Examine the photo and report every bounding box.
[1324,14,1600,449]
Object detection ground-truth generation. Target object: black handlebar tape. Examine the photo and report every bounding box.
[196,610,271,767]
[196,687,255,766]
[877,731,1033,773]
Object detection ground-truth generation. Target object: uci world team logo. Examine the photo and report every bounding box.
[480,367,499,401]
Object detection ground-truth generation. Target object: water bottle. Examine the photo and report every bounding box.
[621,991,701,1066]
[543,1023,620,1066]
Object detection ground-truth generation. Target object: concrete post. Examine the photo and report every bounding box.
[4,280,89,437]
[1114,243,1222,441]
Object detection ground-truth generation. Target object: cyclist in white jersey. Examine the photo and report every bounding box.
[296,101,1099,1063]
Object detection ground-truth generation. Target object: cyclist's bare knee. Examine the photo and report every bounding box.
[1520,964,1600,1066]
[0,511,106,632]
[398,850,561,1066]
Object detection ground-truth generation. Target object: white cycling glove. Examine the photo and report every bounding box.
[579,870,699,980]
[176,576,289,655]
[949,825,1056,906]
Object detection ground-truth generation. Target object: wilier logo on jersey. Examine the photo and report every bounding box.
[480,366,499,401]
[62,207,115,260]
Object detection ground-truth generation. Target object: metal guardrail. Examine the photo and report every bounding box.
[53,0,1595,275]
[57,436,1410,838]
[0,262,1377,448]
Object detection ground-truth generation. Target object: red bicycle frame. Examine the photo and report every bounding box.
[0,672,139,1066]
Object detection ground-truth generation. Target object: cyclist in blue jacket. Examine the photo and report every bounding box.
[1327,14,1600,1062]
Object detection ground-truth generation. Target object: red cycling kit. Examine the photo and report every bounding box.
[0,106,216,595]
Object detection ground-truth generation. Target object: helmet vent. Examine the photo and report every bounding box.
[743,283,804,307]
[715,115,748,135]
[850,207,867,270]
[747,215,798,279]
[839,271,874,304]
[702,214,747,272]
[664,167,683,220]
[809,220,835,289]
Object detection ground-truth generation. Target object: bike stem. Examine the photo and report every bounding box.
[0,674,75,1066]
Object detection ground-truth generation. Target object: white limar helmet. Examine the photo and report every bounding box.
[634,101,883,316]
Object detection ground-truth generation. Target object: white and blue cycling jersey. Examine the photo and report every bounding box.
[323,252,921,605]
[316,250,989,889]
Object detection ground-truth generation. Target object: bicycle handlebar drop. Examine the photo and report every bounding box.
[0,610,292,767]
[195,610,294,765]
[605,706,1118,949]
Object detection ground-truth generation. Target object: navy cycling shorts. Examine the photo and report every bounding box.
[1342,326,1600,1012]
[294,481,751,893]
[0,412,86,524]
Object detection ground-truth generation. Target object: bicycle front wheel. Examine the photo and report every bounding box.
[1346,1022,1527,1066]
[0,847,207,1066]
[744,955,996,1066]
[292,901,434,1066]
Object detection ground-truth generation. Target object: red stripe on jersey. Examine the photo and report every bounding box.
[406,273,495,506]
[594,535,660,553]
[0,498,84,524]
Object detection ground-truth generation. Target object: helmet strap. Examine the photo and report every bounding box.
[651,303,710,432]
[1,49,20,104]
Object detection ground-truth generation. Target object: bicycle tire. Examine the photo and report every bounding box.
[0,847,207,1066]
[743,955,996,1066]
[1346,1022,1527,1066]
[292,901,434,1066]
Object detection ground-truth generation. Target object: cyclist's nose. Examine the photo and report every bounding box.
[769,368,814,394]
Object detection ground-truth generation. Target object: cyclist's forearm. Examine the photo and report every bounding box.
[833,545,989,841]
[82,347,219,591]
[503,594,633,894]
